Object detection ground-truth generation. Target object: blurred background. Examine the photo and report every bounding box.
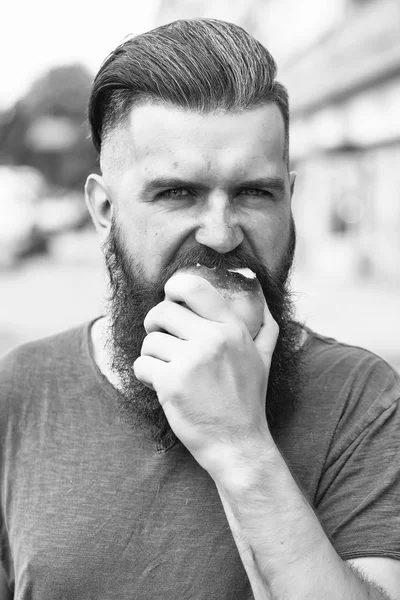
[0,0,399,371]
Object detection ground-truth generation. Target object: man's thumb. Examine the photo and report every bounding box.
[254,299,279,369]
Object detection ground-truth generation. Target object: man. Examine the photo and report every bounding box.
[0,18,399,600]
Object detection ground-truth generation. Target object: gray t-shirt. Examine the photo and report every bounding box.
[0,319,399,599]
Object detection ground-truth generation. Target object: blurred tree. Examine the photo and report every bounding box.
[0,64,99,191]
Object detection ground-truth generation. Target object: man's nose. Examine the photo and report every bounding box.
[194,193,244,254]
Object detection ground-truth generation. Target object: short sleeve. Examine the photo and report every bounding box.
[314,361,400,560]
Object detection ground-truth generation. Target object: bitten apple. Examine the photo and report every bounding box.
[168,264,264,339]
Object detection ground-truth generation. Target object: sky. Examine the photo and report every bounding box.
[1,0,348,111]
[0,0,162,109]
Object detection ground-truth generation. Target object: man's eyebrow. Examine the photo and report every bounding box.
[142,176,286,194]
[239,177,286,194]
[142,178,206,194]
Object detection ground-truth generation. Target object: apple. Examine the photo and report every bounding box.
[168,264,264,339]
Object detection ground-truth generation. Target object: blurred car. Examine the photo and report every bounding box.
[0,166,48,268]
[0,165,90,268]
[35,191,89,237]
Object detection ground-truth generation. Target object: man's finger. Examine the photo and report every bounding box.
[144,300,211,339]
[254,298,279,369]
[133,354,168,391]
[141,331,186,362]
[164,273,239,325]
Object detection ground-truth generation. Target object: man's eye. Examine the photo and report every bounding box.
[159,188,190,199]
[240,188,271,197]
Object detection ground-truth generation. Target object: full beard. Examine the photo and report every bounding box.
[102,217,305,446]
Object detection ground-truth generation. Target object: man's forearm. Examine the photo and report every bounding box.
[213,441,392,600]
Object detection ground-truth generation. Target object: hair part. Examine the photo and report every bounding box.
[88,18,290,164]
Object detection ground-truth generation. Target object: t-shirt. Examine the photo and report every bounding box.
[0,318,399,600]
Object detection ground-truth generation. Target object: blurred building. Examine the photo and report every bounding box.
[279,0,400,283]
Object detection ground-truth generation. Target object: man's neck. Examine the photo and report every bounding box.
[90,316,122,390]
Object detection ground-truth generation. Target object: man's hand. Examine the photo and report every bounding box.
[133,272,278,474]
[134,273,397,600]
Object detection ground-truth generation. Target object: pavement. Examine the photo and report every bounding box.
[1,233,399,372]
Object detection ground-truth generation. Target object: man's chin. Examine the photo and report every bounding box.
[112,376,170,442]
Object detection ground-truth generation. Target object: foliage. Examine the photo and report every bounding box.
[0,64,99,191]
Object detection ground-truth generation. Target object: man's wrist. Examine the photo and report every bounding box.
[207,427,279,490]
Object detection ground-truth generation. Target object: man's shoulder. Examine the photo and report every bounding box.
[1,321,91,366]
[304,326,400,412]
[0,320,95,397]
[305,327,398,374]
[283,328,400,485]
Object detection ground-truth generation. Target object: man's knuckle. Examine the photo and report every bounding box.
[208,328,227,350]
[232,320,249,340]
[133,355,143,376]
[143,306,156,329]
[185,276,208,295]
[141,333,154,354]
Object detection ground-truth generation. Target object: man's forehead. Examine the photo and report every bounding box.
[101,102,286,179]
[130,103,284,151]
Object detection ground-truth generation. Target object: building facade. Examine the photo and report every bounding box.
[279,0,400,282]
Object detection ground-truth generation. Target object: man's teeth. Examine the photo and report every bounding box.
[227,267,256,279]
[193,264,256,279]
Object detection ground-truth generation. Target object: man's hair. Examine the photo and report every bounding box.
[88,18,289,162]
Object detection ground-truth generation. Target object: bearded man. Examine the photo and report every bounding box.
[0,18,399,600]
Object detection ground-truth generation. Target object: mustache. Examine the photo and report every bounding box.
[109,242,278,295]
[162,246,270,285]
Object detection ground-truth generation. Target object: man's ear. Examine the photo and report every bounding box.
[85,174,113,241]
[289,171,297,202]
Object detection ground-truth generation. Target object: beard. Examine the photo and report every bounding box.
[102,216,305,446]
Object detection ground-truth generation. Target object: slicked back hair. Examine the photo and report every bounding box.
[88,18,290,163]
